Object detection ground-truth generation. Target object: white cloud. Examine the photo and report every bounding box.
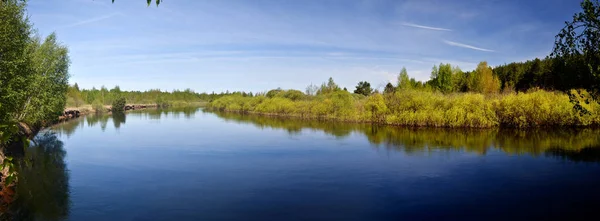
[401,22,452,31]
[61,13,120,28]
[443,40,495,52]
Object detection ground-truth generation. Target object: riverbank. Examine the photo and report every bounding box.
[60,104,159,121]
[208,89,600,128]
[59,102,208,122]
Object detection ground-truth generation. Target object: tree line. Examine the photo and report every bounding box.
[65,84,250,109]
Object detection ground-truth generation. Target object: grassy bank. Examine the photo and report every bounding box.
[208,89,600,128]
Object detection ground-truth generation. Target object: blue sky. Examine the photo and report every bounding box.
[28,0,581,93]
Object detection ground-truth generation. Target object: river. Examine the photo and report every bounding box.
[7,107,600,220]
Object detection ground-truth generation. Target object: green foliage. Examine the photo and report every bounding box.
[364,93,387,122]
[1,156,16,185]
[384,83,395,94]
[111,96,126,113]
[19,33,70,128]
[209,86,600,128]
[429,63,453,93]
[68,87,216,107]
[495,90,577,127]
[397,67,411,90]
[0,0,33,140]
[0,0,70,139]
[279,89,305,101]
[468,62,501,94]
[353,81,373,96]
[92,99,105,113]
[384,90,498,127]
[568,89,600,125]
[155,95,169,107]
[317,77,341,95]
[552,0,600,91]
[452,66,467,92]
[266,88,284,98]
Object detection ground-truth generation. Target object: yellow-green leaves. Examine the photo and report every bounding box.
[208,88,600,128]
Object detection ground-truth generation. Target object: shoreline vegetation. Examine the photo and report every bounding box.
[59,101,208,122]
[208,86,600,128]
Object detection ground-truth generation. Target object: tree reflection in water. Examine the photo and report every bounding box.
[1,132,69,221]
[209,110,600,161]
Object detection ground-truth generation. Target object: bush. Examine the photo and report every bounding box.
[111,96,126,112]
[364,93,387,122]
[279,90,306,101]
[496,90,576,127]
[266,89,284,98]
[569,89,600,125]
[92,99,105,113]
[208,87,600,128]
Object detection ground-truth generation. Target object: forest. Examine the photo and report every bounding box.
[209,0,600,128]
[64,85,221,112]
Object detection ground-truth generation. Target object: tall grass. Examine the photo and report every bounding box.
[208,89,600,128]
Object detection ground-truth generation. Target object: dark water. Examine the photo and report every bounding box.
[7,107,600,220]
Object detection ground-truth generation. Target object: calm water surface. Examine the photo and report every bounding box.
[12,108,600,220]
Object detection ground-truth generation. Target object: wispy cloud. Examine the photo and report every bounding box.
[443,40,495,52]
[61,13,120,29]
[401,22,452,31]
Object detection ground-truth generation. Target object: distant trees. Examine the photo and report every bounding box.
[305,83,319,96]
[451,66,467,92]
[66,86,225,108]
[384,83,396,94]
[476,62,501,94]
[354,81,373,96]
[316,77,341,95]
[67,84,84,107]
[463,62,502,94]
[397,67,411,90]
[429,64,453,93]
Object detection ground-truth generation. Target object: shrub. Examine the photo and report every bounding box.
[266,89,284,98]
[92,99,105,113]
[208,87,600,128]
[280,90,306,101]
[111,96,126,112]
[569,89,600,125]
[495,90,576,127]
[364,93,387,122]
